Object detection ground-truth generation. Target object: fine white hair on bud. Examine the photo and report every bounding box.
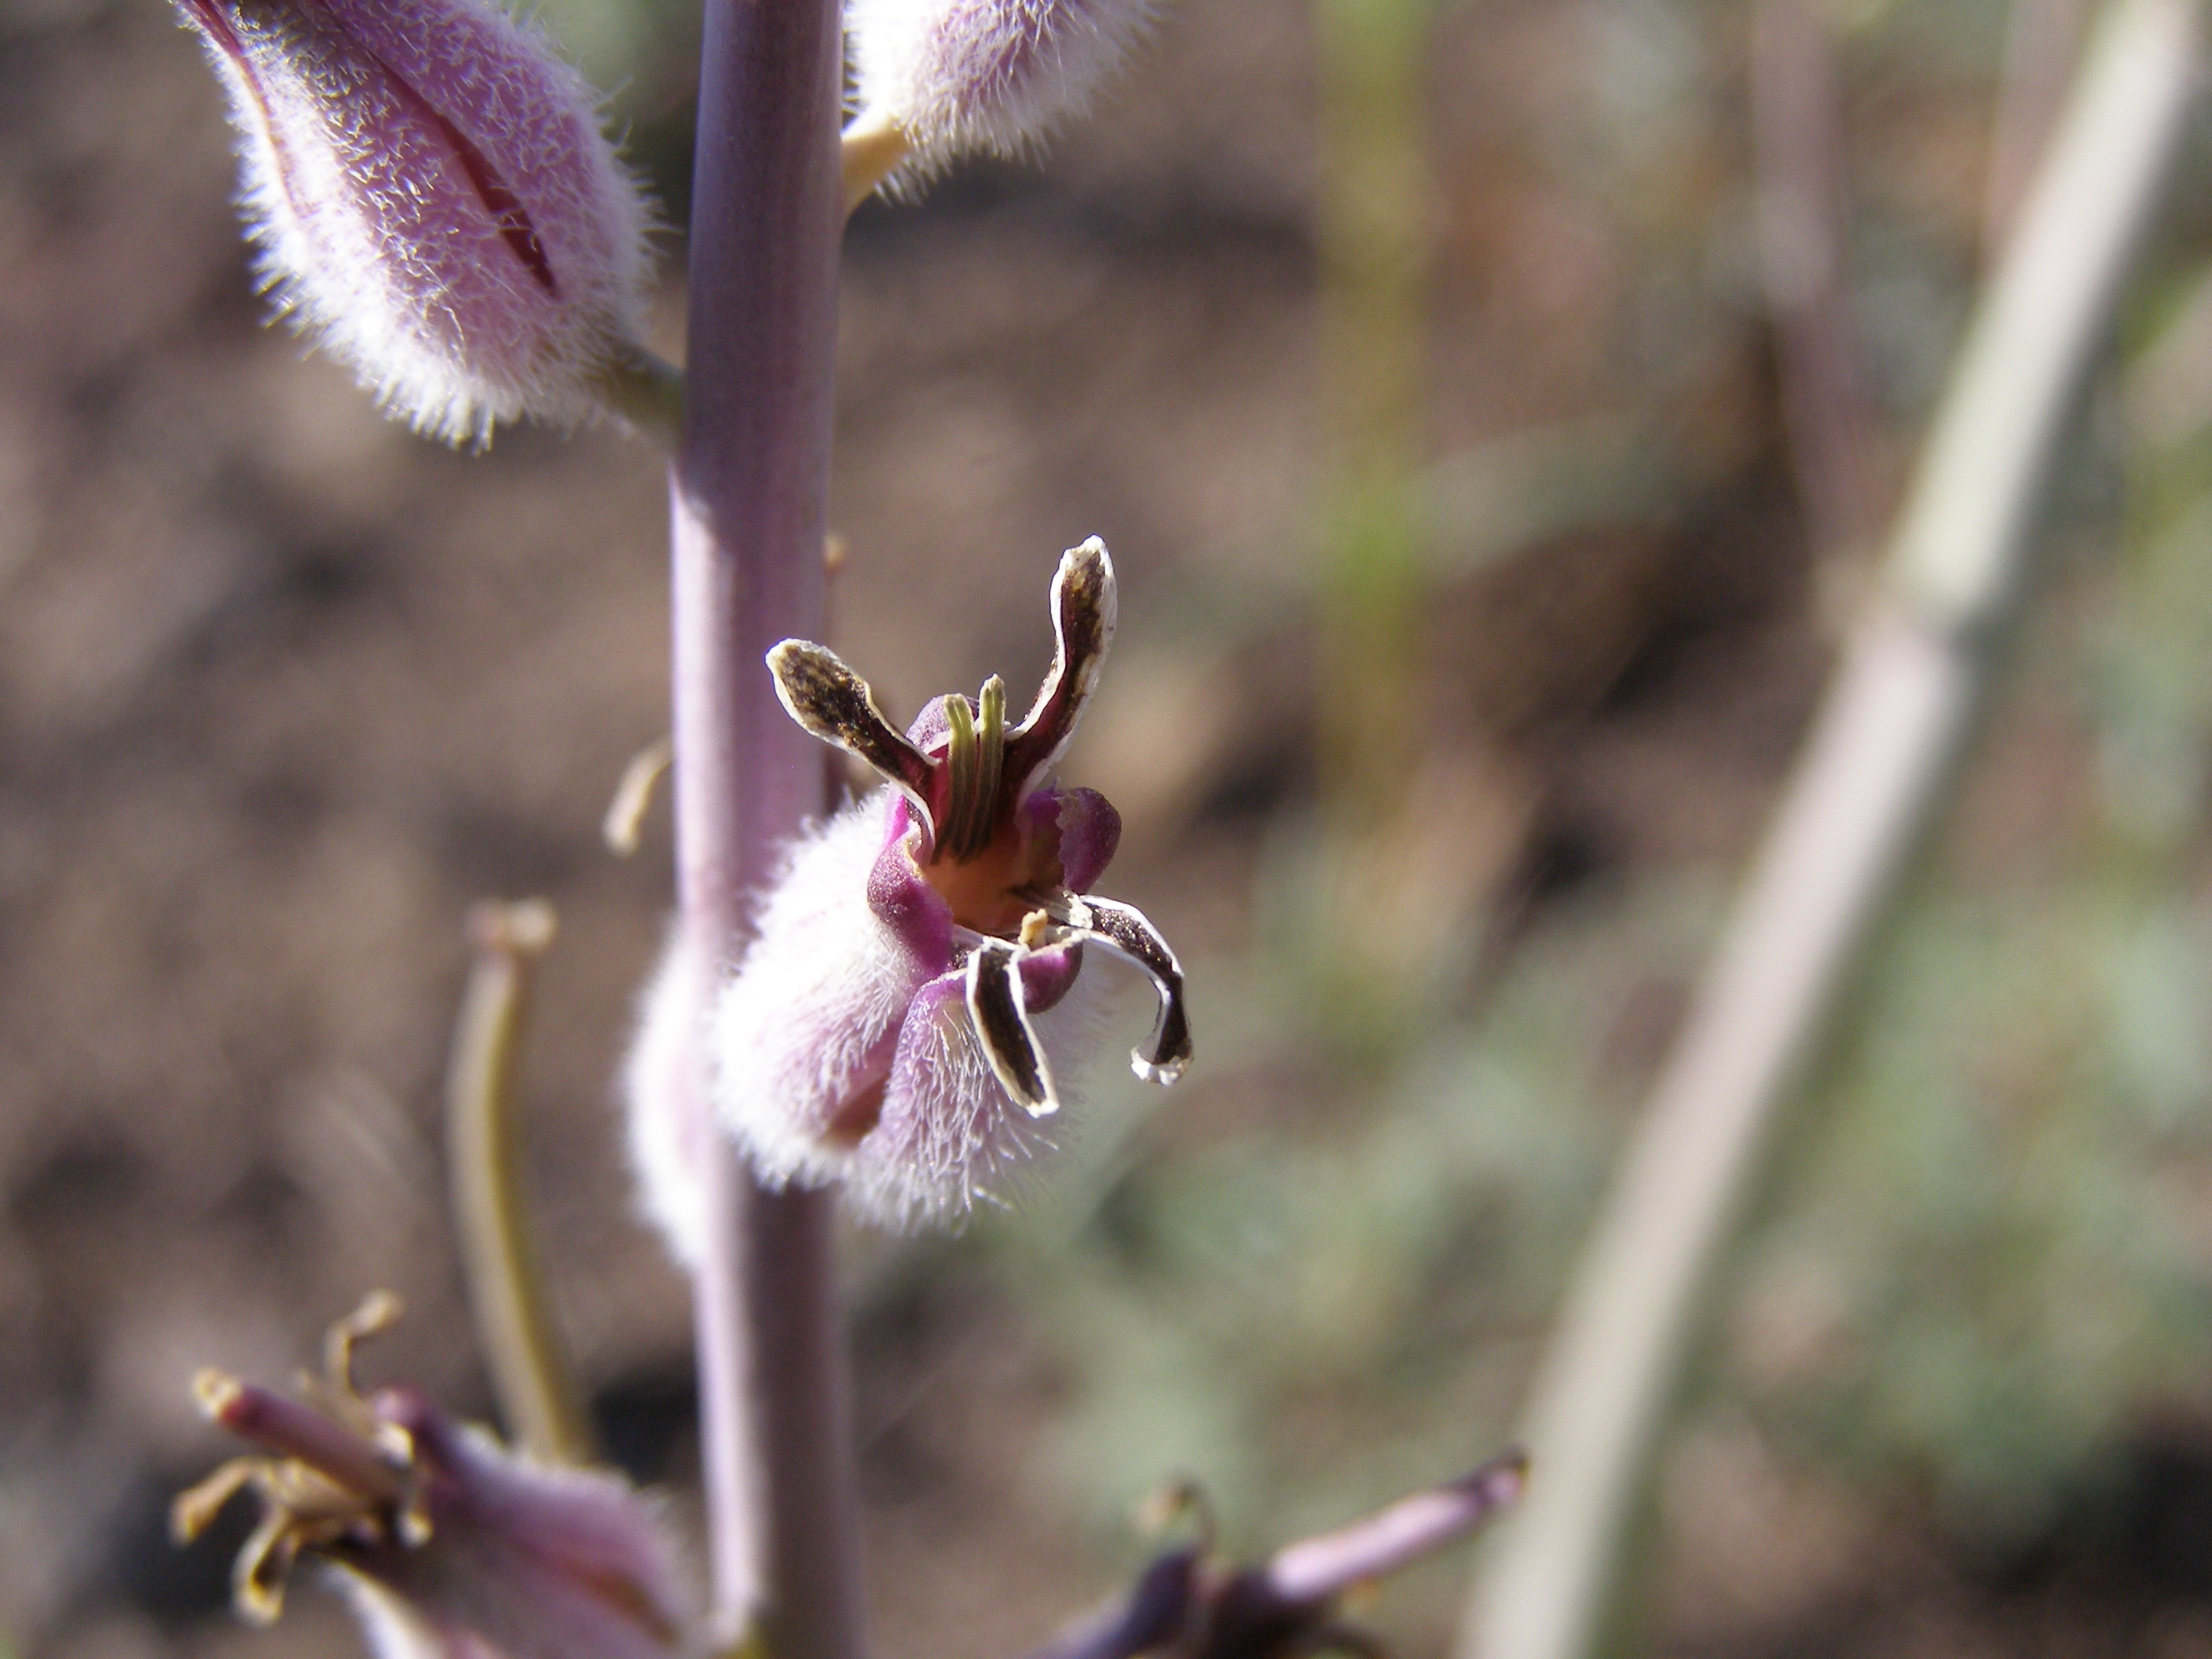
[845,0,1159,182]
[174,0,654,445]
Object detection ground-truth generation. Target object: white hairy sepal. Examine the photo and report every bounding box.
[187,0,654,445]
[701,790,1106,1229]
[622,926,710,1270]
[846,0,1159,177]
[851,960,1107,1229]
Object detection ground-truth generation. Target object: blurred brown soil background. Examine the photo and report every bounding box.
[9,2,2212,1658]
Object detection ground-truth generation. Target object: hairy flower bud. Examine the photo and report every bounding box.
[174,0,654,445]
[624,540,1191,1236]
[175,1295,698,1659]
[844,0,1159,185]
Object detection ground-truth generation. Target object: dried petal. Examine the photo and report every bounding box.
[178,1300,698,1659]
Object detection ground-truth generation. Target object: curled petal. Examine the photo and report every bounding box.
[967,939,1057,1116]
[1007,539,1119,794]
[1063,895,1191,1082]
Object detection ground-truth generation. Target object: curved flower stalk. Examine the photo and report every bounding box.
[841,0,1160,203]
[174,1294,698,1659]
[171,0,657,445]
[631,539,1190,1236]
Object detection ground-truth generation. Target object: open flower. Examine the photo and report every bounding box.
[172,0,654,444]
[174,1295,696,1659]
[690,537,1188,1227]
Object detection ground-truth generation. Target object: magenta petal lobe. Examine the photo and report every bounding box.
[1054,786,1122,894]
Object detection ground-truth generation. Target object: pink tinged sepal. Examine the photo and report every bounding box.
[174,1296,698,1659]
[694,538,1189,1230]
[622,928,711,1271]
[701,792,1111,1229]
[844,0,1159,185]
[173,0,653,445]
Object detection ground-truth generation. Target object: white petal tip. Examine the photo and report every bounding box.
[1131,1053,1186,1086]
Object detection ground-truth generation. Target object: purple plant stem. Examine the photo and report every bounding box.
[670,4,864,1659]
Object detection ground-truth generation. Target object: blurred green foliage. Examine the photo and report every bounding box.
[950,0,2212,1591]
[993,876,1728,1551]
[543,0,2212,1583]
[1723,273,2212,1540]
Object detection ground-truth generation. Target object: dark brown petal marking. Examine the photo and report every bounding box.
[1006,538,1119,794]
[966,940,1057,1115]
[767,640,936,813]
[1067,895,1191,1082]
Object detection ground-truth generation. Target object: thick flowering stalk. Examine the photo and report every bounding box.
[174,1295,698,1659]
[841,0,1160,201]
[172,0,656,445]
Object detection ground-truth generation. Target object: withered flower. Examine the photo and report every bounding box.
[1027,1455,1529,1659]
[174,1295,697,1659]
